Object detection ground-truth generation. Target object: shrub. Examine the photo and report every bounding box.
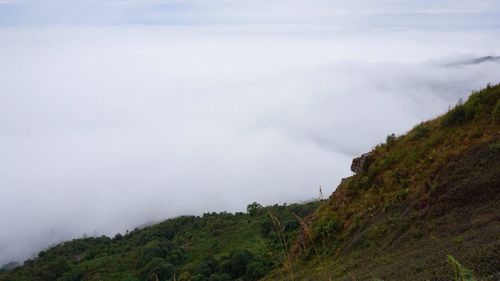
[229,249,253,277]
[488,141,500,152]
[246,261,267,280]
[491,99,500,123]
[396,188,409,201]
[122,277,140,281]
[312,215,340,239]
[36,258,71,281]
[442,103,468,127]
[385,133,397,146]
[148,262,174,281]
[196,257,217,277]
[192,273,206,281]
[411,123,430,140]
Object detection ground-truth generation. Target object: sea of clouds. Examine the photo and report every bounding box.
[1,0,500,266]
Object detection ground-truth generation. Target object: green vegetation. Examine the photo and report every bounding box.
[1,83,499,281]
[0,202,318,281]
[448,255,475,281]
[277,83,500,280]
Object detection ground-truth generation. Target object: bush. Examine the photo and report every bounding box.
[411,123,430,140]
[488,141,500,152]
[196,257,217,277]
[215,273,232,281]
[491,99,500,123]
[259,219,273,237]
[36,258,71,281]
[146,262,174,281]
[246,261,267,280]
[442,103,468,127]
[229,250,253,277]
[192,274,206,281]
[140,257,175,281]
[312,214,340,240]
[385,133,397,146]
[122,277,140,281]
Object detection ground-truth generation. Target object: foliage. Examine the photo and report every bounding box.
[311,214,340,240]
[0,201,318,281]
[448,255,475,281]
[283,83,500,281]
[385,133,397,146]
[1,84,499,281]
[246,202,263,216]
[442,102,468,126]
[492,99,500,123]
[410,122,430,140]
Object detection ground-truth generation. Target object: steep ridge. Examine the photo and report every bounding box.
[280,84,500,281]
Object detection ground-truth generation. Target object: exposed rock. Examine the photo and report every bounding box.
[350,152,373,174]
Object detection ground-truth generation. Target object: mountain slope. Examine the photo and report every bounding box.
[0,202,319,281]
[278,83,500,281]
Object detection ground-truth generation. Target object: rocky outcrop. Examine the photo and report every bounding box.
[350,152,372,173]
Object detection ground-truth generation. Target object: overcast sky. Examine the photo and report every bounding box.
[1,0,500,265]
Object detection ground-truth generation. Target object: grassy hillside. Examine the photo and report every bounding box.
[1,83,499,281]
[275,83,500,281]
[0,202,319,281]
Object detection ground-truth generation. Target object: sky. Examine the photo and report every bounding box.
[1,0,500,266]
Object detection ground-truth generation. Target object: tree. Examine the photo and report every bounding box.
[246,202,263,216]
[146,262,174,281]
[246,261,267,280]
[229,249,253,277]
[122,277,140,281]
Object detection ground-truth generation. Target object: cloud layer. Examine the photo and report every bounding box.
[1,0,500,27]
[1,0,500,266]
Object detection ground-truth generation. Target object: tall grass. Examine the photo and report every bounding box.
[431,235,476,281]
[268,211,295,281]
[447,255,475,281]
[291,212,358,281]
[267,214,479,281]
